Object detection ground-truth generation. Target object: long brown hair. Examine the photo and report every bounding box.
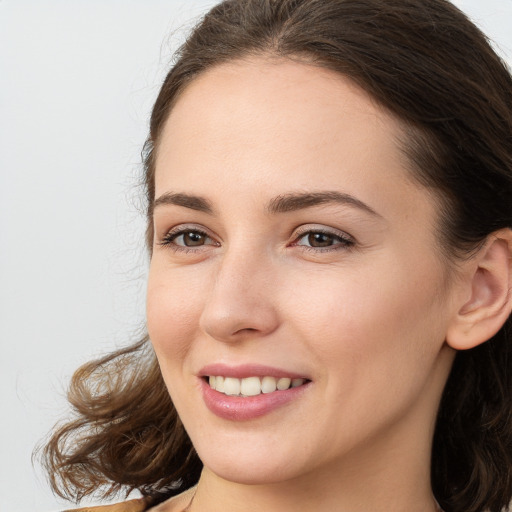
[41,1,512,511]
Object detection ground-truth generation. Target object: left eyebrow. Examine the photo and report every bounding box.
[266,191,382,218]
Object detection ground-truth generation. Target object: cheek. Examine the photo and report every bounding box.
[283,257,450,445]
[289,255,448,378]
[146,264,205,363]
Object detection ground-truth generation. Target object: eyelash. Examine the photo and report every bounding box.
[159,226,217,253]
[291,228,355,252]
[158,226,355,253]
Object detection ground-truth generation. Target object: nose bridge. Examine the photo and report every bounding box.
[199,241,279,342]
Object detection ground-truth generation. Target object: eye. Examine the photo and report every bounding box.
[293,229,354,251]
[173,231,210,247]
[159,227,218,250]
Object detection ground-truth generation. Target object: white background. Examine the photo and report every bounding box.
[1,1,511,511]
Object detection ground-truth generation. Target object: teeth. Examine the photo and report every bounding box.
[223,377,241,396]
[240,376,261,397]
[261,376,277,394]
[215,376,225,393]
[277,377,291,390]
[291,378,303,388]
[208,376,306,396]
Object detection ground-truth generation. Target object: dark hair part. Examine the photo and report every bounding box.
[41,1,512,511]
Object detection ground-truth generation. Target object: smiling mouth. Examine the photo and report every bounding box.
[206,375,309,397]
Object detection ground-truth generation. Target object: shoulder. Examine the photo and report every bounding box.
[60,486,195,512]
[61,497,153,512]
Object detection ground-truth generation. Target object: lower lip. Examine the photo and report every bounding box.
[200,378,310,421]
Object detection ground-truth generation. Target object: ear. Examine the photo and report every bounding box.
[446,229,512,351]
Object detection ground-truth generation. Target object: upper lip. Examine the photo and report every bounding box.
[198,363,310,380]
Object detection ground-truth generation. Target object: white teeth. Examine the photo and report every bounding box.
[276,377,291,390]
[261,376,277,394]
[215,376,225,393]
[223,377,241,396]
[240,376,261,397]
[208,375,306,396]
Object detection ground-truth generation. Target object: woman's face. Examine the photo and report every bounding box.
[147,58,458,486]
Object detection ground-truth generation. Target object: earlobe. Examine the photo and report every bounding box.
[446,229,512,351]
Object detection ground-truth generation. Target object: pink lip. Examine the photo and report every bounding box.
[198,364,311,421]
[200,379,310,421]
[199,363,308,380]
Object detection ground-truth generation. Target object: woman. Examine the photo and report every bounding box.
[42,1,512,511]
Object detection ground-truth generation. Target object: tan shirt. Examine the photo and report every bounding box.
[62,497,152,512]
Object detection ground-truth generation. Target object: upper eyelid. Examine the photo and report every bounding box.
[293,225,355,241]
[161,223,215,238]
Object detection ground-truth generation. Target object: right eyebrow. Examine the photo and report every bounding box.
[152,192,214,215]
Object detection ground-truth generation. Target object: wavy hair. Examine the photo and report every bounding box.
[41,1,512,511]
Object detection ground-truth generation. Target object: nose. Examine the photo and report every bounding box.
[199,248,280,343]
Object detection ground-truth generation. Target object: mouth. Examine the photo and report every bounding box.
[204,375,309,397]
[198,364,312,420]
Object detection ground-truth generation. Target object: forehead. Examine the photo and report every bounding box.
[154,57,429,222]
[158,57,405,171]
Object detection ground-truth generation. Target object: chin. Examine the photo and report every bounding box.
[195,441,308,485]
[203,459,299,486]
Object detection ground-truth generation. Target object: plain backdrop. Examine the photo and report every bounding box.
[1,1,511,511]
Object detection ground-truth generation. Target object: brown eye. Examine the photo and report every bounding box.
[160,228,217,249]
[295,230,354,250]
[180,231,207,246]
[307,232,334,247]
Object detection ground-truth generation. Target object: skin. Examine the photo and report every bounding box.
[146,57,465,512]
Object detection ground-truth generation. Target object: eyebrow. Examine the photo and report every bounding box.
[153,192,214,214]
[152,190,381,218]
[267,191,382,217]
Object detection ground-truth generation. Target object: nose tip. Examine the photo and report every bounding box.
[200,294,280,343]
[198,259,279,343]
